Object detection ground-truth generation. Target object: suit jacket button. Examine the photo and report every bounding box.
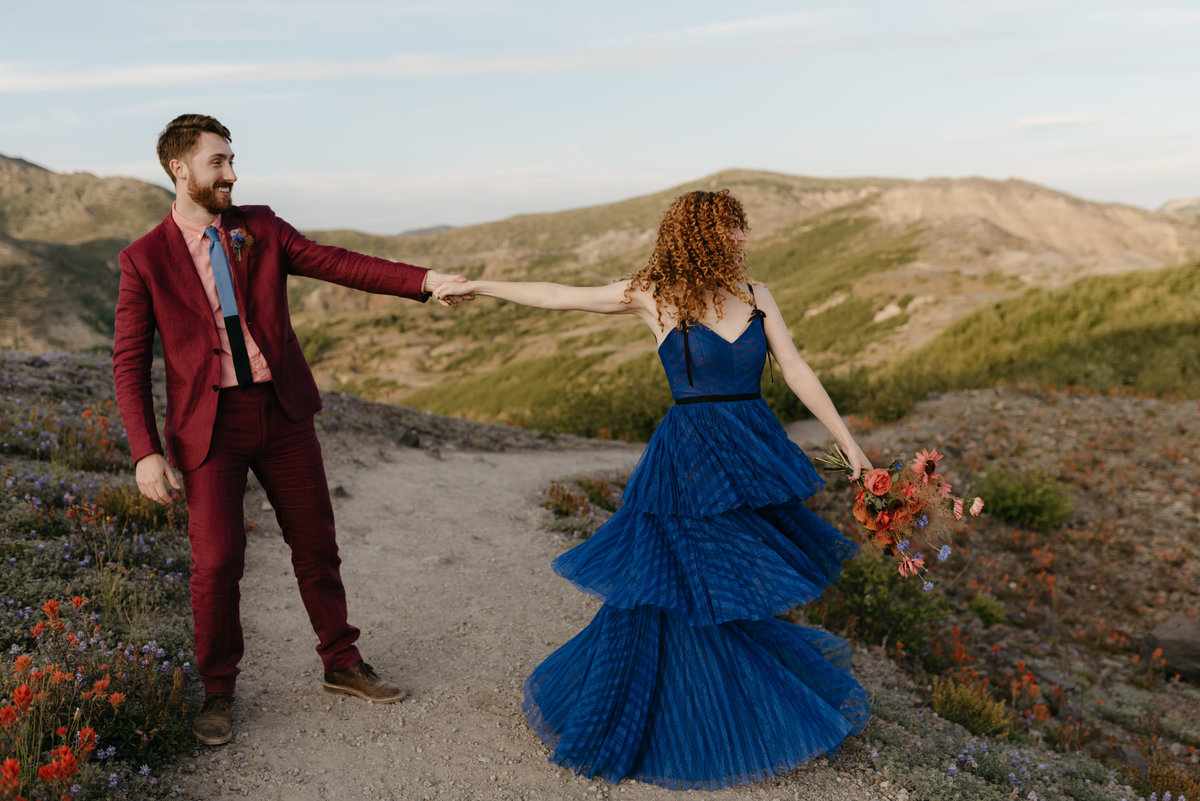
[213,348,220,355]
[212,385,219,392]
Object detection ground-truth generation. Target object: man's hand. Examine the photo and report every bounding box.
[135,453,181,505]
[423,271,474,308]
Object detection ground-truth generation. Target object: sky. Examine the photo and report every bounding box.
[3,1,1199,234]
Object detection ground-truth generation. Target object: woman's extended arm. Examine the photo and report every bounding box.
[435,279,647,316]
[754,285,873,478]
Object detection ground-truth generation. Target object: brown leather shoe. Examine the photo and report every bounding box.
[193,692,234,746]
[322,661,406,703]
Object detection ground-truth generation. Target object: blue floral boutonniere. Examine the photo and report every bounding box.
[229,228,255,262]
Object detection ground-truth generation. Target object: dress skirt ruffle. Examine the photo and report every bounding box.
[522,381,868,789]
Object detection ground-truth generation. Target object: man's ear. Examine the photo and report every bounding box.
[169,157,188,185]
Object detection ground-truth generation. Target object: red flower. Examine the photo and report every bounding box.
[77,727,98,755]
[41,600,60,622]
[12,685,32,714]
[30,621,46,639]
[0,757,19,792]
[862,469,893,496]
[37,746,78,784]
[107,692,126,710]
[0,706,15,728]
[12,654,31,675]
[70,596,85,611]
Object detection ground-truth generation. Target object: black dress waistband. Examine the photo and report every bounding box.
[674,392,762,405]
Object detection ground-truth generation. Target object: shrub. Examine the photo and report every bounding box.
[931,676,1014,738]
[967,593,1009,628]
[975,469,1073,532]
[540,471,631,540]
[804,553,949,653]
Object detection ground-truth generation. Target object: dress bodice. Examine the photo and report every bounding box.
[657,319,767,400]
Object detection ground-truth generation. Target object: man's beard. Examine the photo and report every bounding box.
[187,176,233,214]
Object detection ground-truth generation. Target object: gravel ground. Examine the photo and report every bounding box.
[167,432,901,801]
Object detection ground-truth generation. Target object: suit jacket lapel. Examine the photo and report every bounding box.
[158,212,214,318]
[221,208,252,316]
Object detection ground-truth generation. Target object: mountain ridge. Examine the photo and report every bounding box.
[1,154,1196,422]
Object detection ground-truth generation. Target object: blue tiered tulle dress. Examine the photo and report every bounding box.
[523,306,870,791]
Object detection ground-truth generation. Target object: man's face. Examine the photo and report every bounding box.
[174,132,236,214]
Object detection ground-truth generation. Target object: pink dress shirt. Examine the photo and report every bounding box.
[171,204,273,387]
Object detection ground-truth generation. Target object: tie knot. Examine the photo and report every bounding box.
[204,226,220,242]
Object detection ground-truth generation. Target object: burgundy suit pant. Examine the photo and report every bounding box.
[181,383,361,693]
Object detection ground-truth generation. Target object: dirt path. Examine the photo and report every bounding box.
[170,434,891,801]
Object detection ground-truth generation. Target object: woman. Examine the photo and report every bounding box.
[436,189,872,790]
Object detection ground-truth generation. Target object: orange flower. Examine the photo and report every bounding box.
[852,496,875,529]
[0,706,15,728]
[42,600,60,621]
[12,654,31,675]
[70,596,85,611]
[30,621,46,639]
[92,675,111,696]
[107,692,126,710]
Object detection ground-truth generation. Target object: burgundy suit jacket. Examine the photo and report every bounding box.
[113,205,429,472]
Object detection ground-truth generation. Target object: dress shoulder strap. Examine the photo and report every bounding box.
[747,283,774,383]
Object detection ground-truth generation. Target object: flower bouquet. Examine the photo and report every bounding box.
[815,446,983,590]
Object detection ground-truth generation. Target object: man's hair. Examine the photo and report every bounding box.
[156,114,231,183]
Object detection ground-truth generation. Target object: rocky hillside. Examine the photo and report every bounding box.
[1,155,1197,418]
[0,154,173,351]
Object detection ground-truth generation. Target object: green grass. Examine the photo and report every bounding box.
[834,260,1200,422]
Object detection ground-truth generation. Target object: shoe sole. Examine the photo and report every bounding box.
[322,682,407,704]
[193,728,232,746]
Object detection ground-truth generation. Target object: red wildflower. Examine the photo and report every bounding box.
[0,757,19,793]
[36,746,78,784]
[12,685,32,714]
[77,727,98,755]
[0,706,15,728]
[41,600,59,622]
[12,654,30,675]
[107,692,126,710]
[70,596,85,611]
[30,622,46,639]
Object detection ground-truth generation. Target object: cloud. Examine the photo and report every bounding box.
[0,10,847,93]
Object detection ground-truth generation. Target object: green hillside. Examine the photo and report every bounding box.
[833,259,1200,422]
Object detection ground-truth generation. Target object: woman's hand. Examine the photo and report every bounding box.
[841,440,873,481]
[432,277,475,307]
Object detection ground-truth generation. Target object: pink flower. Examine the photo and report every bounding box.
[970,497,984,516]
[902,482,917,501]
[938,482,952,499]
[953,498,964,520]
[911,448,944,483]
[897,554,925,577]
[863,469,893,496]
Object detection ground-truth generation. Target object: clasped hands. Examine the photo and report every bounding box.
[423,271,475,308]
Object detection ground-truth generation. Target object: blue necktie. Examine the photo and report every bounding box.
[204,226,254,387]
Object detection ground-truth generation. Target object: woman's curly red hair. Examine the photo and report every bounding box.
[627,189,751,329]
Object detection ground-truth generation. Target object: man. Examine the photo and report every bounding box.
[113,114,463,746]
